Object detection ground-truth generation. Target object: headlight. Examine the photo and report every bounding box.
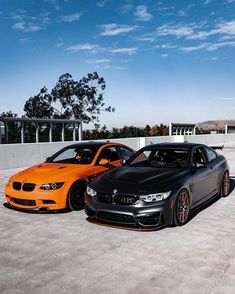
[87,186,97,197]
[40,182,64,190]
[140,191,171,202]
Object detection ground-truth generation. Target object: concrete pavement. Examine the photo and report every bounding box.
[0,146,235,294]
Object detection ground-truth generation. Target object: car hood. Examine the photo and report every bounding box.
[10,162,92,183]
[92,166,189,194]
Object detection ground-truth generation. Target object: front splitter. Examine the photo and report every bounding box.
[3,202,69,214]
[86,217,166,231]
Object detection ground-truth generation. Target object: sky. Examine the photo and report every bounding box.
[0,0,235,129]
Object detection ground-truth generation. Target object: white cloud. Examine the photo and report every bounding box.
[61,13,82,22]
[96,0,110,7]
[99,23,138,36]
[180,40,235,52]
[120,4,133,14]
[12,22,42,32]
[12,22,26,31]
[109,47,138,55]
[87,59,111,64]
[155,43,177,49]
[134,5,152,21]
[11,9,49,32]
[66,43,105,54]
[180,43,209,52]
[203,0,213,4]
[157,24,194,38]
[19,37,34,44]
[161,53,168,58]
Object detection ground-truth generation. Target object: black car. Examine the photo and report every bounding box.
[85,143,230,229]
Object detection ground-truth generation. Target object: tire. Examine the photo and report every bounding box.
[220,171,230,197]
[67,181,86,211]
[174,189,190,226]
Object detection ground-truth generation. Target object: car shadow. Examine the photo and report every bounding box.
[188,177,235,223]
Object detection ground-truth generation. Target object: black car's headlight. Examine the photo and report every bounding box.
[87,186,97,197]
[140,191,171,202]
[40,182,64,190]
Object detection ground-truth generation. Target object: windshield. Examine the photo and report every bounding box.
[49,146,99,164]
[129,148,189,168]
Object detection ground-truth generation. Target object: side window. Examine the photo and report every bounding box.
[193,148,207,165]
[98,146,119,163]
[130,150,152,166]
[119,147,134,159]
[205,147,217,162]
[52,148,76,162]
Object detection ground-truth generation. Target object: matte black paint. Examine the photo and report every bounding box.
[85,143,229,228]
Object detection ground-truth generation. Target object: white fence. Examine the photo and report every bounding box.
[1,134,235,169]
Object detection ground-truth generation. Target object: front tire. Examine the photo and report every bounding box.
[220,171,230,197]
[174,189,190,226]
[67,181,86,211]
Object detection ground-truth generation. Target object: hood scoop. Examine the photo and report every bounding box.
[58,166,66,169]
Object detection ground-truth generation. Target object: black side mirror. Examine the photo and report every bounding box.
[45,157,51,162]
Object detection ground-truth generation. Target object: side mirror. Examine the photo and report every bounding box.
[45,157,51,162]
[99,158,109,165]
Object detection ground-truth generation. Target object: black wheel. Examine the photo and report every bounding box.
[67,182,86,211]
[220,171,230,197]
[174,189,190,226]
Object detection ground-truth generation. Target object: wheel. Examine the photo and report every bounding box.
[220,171,230,197]
[174,189,190,226]
[67,181,86,211]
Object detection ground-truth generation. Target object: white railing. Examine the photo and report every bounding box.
[1,134,235,169]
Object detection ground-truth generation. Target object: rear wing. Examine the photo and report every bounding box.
[210,145,224,151]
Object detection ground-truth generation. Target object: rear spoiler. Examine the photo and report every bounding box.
[210,145,224,151]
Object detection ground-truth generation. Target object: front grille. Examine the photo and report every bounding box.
[13,182,22,191]
[97,193,138,205]
[12,197,36,206]
[97,211,135,224]
[22,183,36,192]
[97,193,112,203]
[114,195,137,205]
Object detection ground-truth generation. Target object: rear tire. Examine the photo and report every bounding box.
[174,189,190,226]
[220,171,230,197]
[67,181,86,211]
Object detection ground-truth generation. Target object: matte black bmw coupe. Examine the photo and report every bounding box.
[85,143,230,229]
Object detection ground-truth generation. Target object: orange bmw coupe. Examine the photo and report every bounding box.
[5,142,134,212]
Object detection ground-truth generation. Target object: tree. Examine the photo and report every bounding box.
[50,72,115,126]
[0,111,21,143]
[24,87,54,118]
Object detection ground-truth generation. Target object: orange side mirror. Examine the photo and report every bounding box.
[99,158,109,165]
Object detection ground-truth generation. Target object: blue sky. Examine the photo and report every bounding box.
[0,0,235,128]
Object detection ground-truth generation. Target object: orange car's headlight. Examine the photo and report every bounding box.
[40,182,64,190]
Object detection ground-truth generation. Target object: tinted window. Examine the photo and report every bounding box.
[119,147,134,159]
[193,148,207,164]
[129,148,188,168]
[98,146,119,163]
[51,146,98,164]
[205,147,217,162]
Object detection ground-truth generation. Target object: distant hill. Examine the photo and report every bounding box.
[197,120,235,130]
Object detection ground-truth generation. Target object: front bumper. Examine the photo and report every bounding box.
[85,194,174,228]
[5,182,69,211]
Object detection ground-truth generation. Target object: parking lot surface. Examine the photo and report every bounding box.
[0,146,235,294]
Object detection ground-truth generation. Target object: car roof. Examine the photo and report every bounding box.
[63,141,124,149]
[144,142,205,149]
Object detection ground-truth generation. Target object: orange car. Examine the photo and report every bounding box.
[5,142,134,212]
